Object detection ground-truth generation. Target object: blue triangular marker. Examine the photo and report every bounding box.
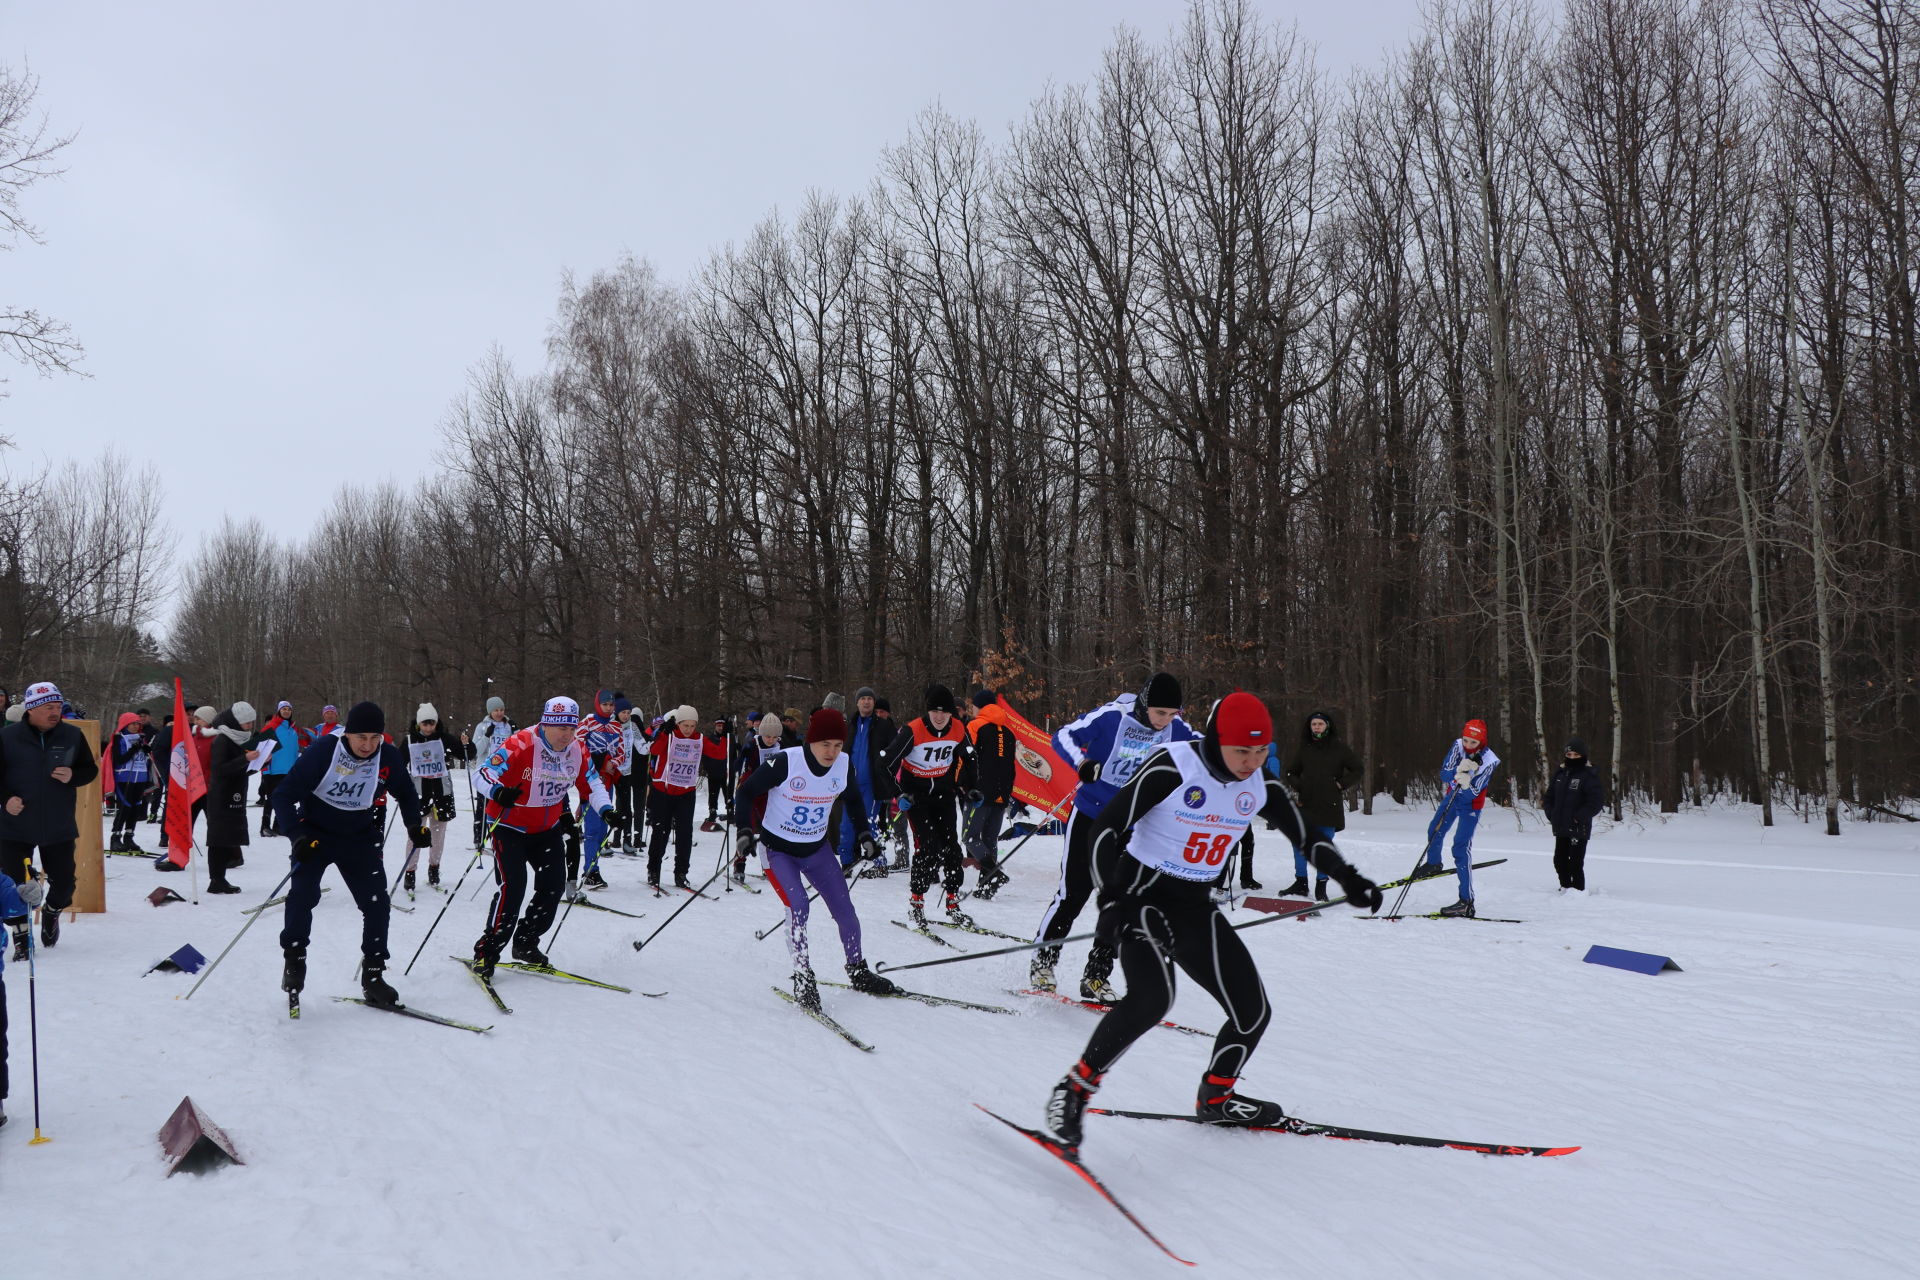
[1583,944,1682,975]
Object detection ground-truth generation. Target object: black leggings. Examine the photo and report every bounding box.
[479,825,564,952]
[905,790,962,895]
[1553,835,1589,890]
[1080,844,1271,1081]
[1033,812,1116,980]
[647,789,696,881]
[113,782,150,841]
[4,840,77,913]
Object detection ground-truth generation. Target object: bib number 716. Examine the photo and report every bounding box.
[1182,832,1233,865]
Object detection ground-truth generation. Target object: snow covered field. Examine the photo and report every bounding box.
[9,792,1917,1279]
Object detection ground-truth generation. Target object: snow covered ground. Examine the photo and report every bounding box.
[8,790,1918,1278]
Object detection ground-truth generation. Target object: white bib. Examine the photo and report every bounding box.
[1105,717,1175,788]
[1127,741,1263,881]
[408,739,447,779]
[315,738,383,812]
[531,739,579,808]
[762,747,846,844]
[664,734,703,790]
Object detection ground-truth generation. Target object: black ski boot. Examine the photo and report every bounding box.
[673,874,692,891]
[1281,876,1309,897]
[281,946,307,994]
[793,967,821,1011]
[1029,947,1060,992]
[974,864,1010,900]
[360,958,400,1008]
[428,864,442,889]
[1044,1060,1104,1151]
[471,940,500,980]
[403,869,417,895]
[583,867,609,890]
[207,876,240,895]
[1241,874,1263,891]
[511,934,550,966]
[907,893,928,928]
[1197,1073,1287,1127]
[944,892,974,928]
[730,857,748,884]
[846,961,898,996]
[40,910,59,946]
[1437,897,1475,918]
[1411,862,1449,881]
[10,923,30,962]
[1314,878,1329,902]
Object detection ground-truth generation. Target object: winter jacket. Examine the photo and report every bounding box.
[1439,739,1500,811]
[273,734,423,842]
[1284,714,1362,832]
[478,727,611,834]
[204,711,256,847]
[468,715,516,794]
[846,712,896,802]
[961,709,1017,805]
[0,870,31,972]
[107,713,153,788]
[647,727,726,796]
[1544,747,1607,840]
[405,726,464,802]
[1051,693,1196,820]
[884,716,967,798]
[260,715,314,776]
[0,717,101,845]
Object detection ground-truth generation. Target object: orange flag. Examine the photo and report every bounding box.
[163,678,206,869]
[974,698,1076,819]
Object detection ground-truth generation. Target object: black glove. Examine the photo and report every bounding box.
[292,835,321,861]
[491,784,521,808]
[433,795,457,823]
[737,830,758,861]
[965,789,984,805]
[1333,865,1382,913]
[557,809,579,839]
[1077,760,1101,784]
[855,832,881,861]
[410,823,432,849]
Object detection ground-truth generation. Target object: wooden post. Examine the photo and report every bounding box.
[72,718,105,913]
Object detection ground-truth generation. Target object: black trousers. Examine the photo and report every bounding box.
[704,770,733,820]
[4,841,76,914]
[0,971,8,1101]
[112,782,150,841]
[963,801,1007,871]
[1032,813,1116,980]
[646,789,696,882]
[1553,834,1590,890]
[1081,843,1271,1081]
[257,774,284,833]
[478,825,564,953]
[613,775,641,845]
[278,831,391,961]
[906,791,963,896]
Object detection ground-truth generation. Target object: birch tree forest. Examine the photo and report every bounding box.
[163,0,1920,830]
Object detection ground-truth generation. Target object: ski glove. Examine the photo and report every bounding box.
[965,789,984,805]
[15,877,46,911]
[855,833,882,861]
[1452,759,1478,788]
[491,784,522,809]
[1077,760,1101,784]
[292,836,322,861]
[557,810,579,839]
[896,794,913,814]
[410,823,433,849]
[1333,866,1383,913]
[599,805,616,826]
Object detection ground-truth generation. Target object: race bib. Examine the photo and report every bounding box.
[531,740,577,807]
[664,735,703,790]
[315,738,382,812]
[408,739,447,779]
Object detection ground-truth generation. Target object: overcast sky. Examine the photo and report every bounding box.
[3,0,1422,559]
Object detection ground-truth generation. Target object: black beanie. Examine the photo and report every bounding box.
[972,687,998,709]
[874,696,891,713]
[1142,672,1183,709]
[345,701,385,735]
[925,683,958,714]
[1565,736,1589,758]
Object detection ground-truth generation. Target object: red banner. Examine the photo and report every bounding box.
[974,698,1076,819]
[164,678,206,869]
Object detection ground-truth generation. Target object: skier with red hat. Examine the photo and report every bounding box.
[1413,718,1501,916]
[1038,691,1382,1152]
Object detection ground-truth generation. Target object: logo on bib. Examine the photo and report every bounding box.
[1235,792,1256,815]
[789,776,806,792]
[1183,785,1206,809]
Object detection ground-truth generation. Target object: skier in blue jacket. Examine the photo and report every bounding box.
[1414,718,1500,917]
[1032,672,1195,1001]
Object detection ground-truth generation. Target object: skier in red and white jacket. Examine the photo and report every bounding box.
[470,695,613,975]
[645,705,727,890]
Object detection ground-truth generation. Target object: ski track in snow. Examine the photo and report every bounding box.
[7,792,1917,1279]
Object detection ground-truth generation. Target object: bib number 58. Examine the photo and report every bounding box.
[1182,832,1233,866]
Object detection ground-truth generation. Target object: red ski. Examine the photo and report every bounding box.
[974,1104,1195,1267]
[1010,987,1209,1037]
[1088,1107,1579,1157]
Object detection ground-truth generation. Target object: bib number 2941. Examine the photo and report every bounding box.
[1182,832,1233,866]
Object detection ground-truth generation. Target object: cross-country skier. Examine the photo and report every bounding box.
[403,705,463,894]
[468,696,514,847]
[731,711,788,883]
[470,696,614,974]
[574,690,629,892]
[883,684,969,928]
[645,705,726,890]
[1033,673,1196,1001]
[1039,692,1382,1151]
[735,707,897,1009]
[1413,719,1499,917]
[961,688,1016,899]
[272,701,431,1008]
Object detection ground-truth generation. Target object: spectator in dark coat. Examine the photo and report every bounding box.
[204,702,262,894]
[0,681,101,951]
[959,688,1017,897]
[1280,710,1363,899]
[1544,736,1608,892]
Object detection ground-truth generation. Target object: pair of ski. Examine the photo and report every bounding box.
[773,980,1019,1051]
[1365,912,1527,924]
[980,1105,1578,1266]
[453,955,664,1014]
[285,987,493,1034]
[563,894,649,919]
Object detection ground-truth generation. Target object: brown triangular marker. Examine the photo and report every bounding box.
[158,1096,245,1176]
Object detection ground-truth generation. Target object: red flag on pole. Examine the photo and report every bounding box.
[164,678,206,869]
[973,697,1076,819]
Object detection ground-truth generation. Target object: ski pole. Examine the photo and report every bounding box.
[182,867,296,1000]
[402,815,502,976]
[959,791,1073,901]
[872,858,1510,976]
[549,804,621,954]
[631,861,728,954]
[753,842,869,942]
[23,872,49,1144]
[1384,788,1460,920]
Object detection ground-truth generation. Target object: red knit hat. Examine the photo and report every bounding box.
[1462,719,1488,743]
[806,708,848,744]
[1211,691,1273,747]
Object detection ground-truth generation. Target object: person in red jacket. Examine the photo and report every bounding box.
[646,704,727,890]
[470,695,613,974]
[883,683,969,927]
